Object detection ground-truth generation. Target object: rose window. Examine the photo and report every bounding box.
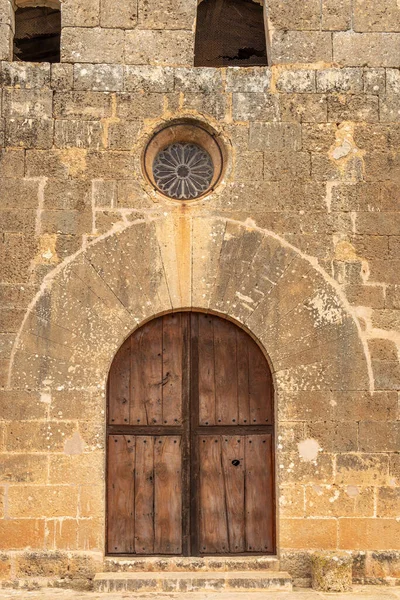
[152,143,214,200]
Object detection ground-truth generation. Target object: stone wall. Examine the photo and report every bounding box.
[1,0,400,66]
[0,0,400,589]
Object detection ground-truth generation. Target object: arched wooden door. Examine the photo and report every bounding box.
[107,312,275,556]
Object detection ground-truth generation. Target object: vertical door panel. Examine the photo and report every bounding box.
[107,435,135,553]
[134,436,155,554]
[162,313,184,425]
[198,436,229,553]
[198,314,216,425]
[245,434,274,552]
[221,436,245,552]
[154,436,183,554]
[214,318,238,425]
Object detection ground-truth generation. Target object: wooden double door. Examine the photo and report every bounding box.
[107,312,275,556]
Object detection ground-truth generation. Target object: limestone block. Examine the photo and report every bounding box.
[322,0,351,30]
[263,151,311,181]
[386,69,400,93]
[138,0,195,29]
[107,121,141,150]
[0,454,48,483]
[5,421,77,452]
[61,0,100,27]
[279,485,305,517]
[306,485,374,518]
[327,94,379,122]
[0,332,13,359]
[226,67,271,92]
[271,31,332,64]
[280,519,337,549]
[0,177,40,209]
[380,95,400,122]
[232,93,279,121]
[345,285,385,308]
[25,150,71,179]
[117,180,153,208]
[311,551,352,592]
[364,68,386,94]
[333,32,400,67]
[359,421,400,451]
[280,94,327,123]
[79,485,103,518]
[234,151,263,181]
[364,153,400,181]
[61,28,125,64]
[125,29,193,66]
[41,210,92,236]
[268,0,320,30]
[101,0,137,28]
[43,179,90,210]
[339,518,400,550]
[249,122,302,151]
[0,150,24,178]
[2,89,53,119]
[174,67,223,93]
[85,152,135,179]
[54,120,103,150]
[305,421,358,452]
[301,123,337,152]
[181,92,228,121]
[0,0,13,28]
[124,66,174,92]
[5,118,54,149]
[0,210,36,234]
[317,68,363,93]
[115,92,163,120]
[0,554,10,580]
[8,485,79,518]
[49,453,103,485]
[0,62,50,88]
[353,0,400,32]
[0,519,45,550]
[51,63,74,90]
[0,24,12,61]
[369,259,400,284]
[377,488,400,518]
[73,63,124,91]
[0,390,47,420]
[276,70,316,93]
[91,179,116,208]
[53,91,112,120]
[372,360,400,391]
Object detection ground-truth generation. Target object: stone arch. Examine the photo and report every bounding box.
[7,215,372,553]
[9,214,371,395]
[14,0,60,8]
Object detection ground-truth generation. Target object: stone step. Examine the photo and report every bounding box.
[103,555,280,572]
[93,570,293,593]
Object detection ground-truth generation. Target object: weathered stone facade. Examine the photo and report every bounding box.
[0,0,400,590]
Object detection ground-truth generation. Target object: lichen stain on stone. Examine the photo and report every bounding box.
[328,122,365,180]
[40,391,51,404]
[346,485,359,497]
[298,438,320,462]
[334,240,359,262]
[59,149,88,178]
[308,291,344,327]
[64,431,85,456]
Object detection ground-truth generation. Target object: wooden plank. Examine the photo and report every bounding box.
[131,320,163,426]
[245,435,274,552]
[130,328,148,425]
[108,337,130,425]
[162,313,183,426]
[248,341,273,424]
[181,313,191,556]
[154,436,183,554]
[236,328,250,425]
[197,313,216,426]
[214,317,238,426]
[221,436,245,553]
[198,435,229,553]
[134,436,155,554]
[107,435,135,554]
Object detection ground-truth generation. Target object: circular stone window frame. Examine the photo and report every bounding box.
[142,120,226,202]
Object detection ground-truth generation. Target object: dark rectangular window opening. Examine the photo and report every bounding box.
[194,0,268,67]
[13,6,61,63]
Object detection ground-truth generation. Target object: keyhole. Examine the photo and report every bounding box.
[232,459,240,467]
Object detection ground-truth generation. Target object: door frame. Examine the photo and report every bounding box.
[105,309,277,557]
